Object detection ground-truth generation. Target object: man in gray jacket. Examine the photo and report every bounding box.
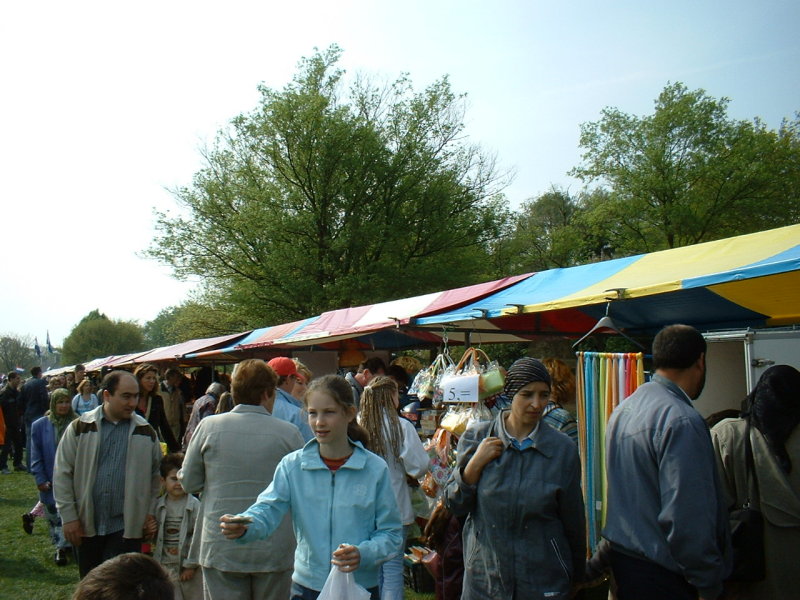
[54,370,162,577]
[603,324,731,600]
[181,359,303,600]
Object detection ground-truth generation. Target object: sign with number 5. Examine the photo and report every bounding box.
[439,373,479,403]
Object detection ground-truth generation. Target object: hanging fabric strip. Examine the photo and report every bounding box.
[575,350,647,555]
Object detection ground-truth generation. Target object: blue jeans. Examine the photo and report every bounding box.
[290,581,379,600]
[379,524,410,600]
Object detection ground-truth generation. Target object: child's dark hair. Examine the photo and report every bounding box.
[306,375,370,448]
[160,452,184,478]
[72,552,174,599]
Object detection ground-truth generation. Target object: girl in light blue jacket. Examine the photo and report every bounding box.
[221,374,402,600]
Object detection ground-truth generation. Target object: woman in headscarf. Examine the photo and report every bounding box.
[30,387,77,565]
[711,364,800,600]
[444,357,586,599]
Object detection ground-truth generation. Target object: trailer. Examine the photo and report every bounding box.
[697,326,800,418]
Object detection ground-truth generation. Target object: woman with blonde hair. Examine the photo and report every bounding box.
[72,378,99,416]
[359,375,429,600]
[133,363,180,452]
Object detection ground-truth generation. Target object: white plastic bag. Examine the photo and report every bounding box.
[318,566,371,600]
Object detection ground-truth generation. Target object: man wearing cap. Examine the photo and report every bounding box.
[266,358,313,443]
[603,325,730,600]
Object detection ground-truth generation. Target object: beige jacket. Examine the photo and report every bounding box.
[54,405,162,539]
[180,404,303,573]
[712,418,800,600]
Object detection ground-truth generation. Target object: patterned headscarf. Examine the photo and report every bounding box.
[504,357,552,398]
[48,388,78,443]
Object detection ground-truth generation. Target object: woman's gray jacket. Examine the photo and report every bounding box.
[444,410,585,599]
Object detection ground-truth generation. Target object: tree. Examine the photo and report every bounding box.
[494,187,616,274]
[148,45,511,328]
[144,297,247,347]
[0,334,37,374]
[571,82,800,253]
[62,310,146,365]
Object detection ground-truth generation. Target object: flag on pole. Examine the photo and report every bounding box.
[47,331,54,354]
[34,337,42,358]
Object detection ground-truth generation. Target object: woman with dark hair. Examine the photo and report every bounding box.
[444,357,586,599]
[711,364,800,600]
[133,364,180,453]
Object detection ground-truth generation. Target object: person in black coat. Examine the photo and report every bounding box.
[19,366,49,472]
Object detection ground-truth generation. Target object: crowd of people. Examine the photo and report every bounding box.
[0,322,797,600]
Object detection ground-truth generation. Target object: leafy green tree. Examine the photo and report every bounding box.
[0,334,37,373]
[494,187,615,274]
[145,297,248,346]
[62,310,146,365]
[571,82,800,253]
[148,45,511,328]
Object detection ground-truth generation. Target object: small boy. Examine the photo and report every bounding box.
[154,453,202,600]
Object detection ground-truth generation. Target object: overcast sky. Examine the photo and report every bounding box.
[1,0,798,346]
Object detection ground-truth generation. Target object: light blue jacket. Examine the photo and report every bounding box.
[238,439,403,591]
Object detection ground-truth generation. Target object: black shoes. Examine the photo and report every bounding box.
[22,512,34,535]
[54,549,68,566]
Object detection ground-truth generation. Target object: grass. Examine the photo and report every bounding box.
[1,472,434,600]
[0,470,78,599]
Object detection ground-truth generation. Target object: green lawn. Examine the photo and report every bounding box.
[0,472,434,600]
[0,471,78,599]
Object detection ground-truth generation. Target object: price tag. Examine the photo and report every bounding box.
[440,373,479,403]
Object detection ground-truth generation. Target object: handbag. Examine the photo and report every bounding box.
[413,353,455,402]
[437,347,505,404]
[726,419,765,583]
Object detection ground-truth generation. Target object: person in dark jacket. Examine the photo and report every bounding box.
[133,364,180,453]
[0,371,25,473]
[445,357,586,599]
[19,366,49,472]
[604,325,730,600]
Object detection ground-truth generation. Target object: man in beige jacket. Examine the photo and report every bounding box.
[54,370,162,577]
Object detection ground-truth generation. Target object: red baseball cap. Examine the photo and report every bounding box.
[267,357,298,378]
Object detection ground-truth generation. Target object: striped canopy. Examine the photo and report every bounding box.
[412,223,800,337]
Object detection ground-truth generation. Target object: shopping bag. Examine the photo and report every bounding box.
[421,427,454,497]
[439,405,471,436]
[318,565,371,600]
[413,353,455,402]
[466,401,494,431]
[437,347,505,403]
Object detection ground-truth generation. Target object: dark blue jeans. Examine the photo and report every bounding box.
[610,548,698,600]
[77,531,141,578]
[290,580,379,600]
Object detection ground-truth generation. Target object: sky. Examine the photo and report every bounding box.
[1,0,798,347]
